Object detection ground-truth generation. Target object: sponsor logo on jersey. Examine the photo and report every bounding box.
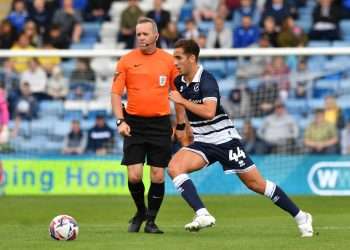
[159,75,167,86]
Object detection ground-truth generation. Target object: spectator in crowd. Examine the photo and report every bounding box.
[47,66,68,100]
[0,20,17,49]
[86,115,114,155]
[309,0,341,41]
[69,58,95,98]
[118,0,144,49]
[182,18,200,41]
[260,0,291,28]
[10,32,35,73]
[221,85,251,119]
[304,108,338,154]
[62,120,87,155]
[252,71,279,116]
[233,0,260,26]
[160,21,180,48]
[38,41,62,74]
[256,101,299,154]
[216,2,231,21]
[341,0,350,19]
[0,60,19,118]
[52,0,82,44]
[70,58,95,83]
[261,16,279,47]
[0,83,9,145]
[20,58,48,101]
[7,0,28,33]
[27,0,52,36]
[193,0,219,23]
[12,82,38,137]
[341,120,350,155]
[277,16,308,47]
[43,24,70,49]
[233,15,260,48]
[293,59,309,99]
[323,95,345,130]
[241,119,256,154]
[236,35,272,79]
[23,20,40,47]
[197,33,208,48]
[147,0,170,34]
[84,0,113,22]
[206,16,233,48]
[265,56,290,100]
[224,0,241,18]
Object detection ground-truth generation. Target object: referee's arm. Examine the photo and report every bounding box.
[111,93,124,120]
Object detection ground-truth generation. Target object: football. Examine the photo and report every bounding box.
[49,215,79,241]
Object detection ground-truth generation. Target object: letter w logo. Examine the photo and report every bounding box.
[317,170,338,188]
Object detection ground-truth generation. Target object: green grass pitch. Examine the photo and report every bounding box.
[0,195,349,250]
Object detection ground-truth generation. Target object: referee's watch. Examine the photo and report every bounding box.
[116,118,125,127]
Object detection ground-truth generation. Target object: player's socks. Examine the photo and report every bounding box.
[294,210,308,224]
[128,181,146,214]
[147,182,165,221]
[264,180,300,217]
[173,174,205,211]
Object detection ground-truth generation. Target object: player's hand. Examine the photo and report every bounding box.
[169,90,184,105]
[118,122,131,137]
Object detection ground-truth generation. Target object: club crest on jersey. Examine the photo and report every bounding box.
[159,75,167,86]
[194,83,200,92]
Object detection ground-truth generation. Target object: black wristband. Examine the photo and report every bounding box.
[116,118,125,127]
[176,123,186,130]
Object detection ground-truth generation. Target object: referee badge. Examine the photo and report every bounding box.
[159,75,167,86]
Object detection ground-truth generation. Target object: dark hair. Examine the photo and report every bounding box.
[174,39,200,62]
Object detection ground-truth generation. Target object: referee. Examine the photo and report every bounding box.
[111,17,179,234]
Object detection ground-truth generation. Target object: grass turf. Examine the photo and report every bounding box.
[0,195,349,250]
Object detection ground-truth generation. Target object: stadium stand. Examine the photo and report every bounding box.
[1,0,350,156]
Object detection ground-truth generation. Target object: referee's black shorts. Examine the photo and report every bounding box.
[121,112,172,168]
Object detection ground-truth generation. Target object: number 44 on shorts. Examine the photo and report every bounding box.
[229,147,246,162]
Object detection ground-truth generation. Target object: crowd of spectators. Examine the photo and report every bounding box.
[0,0,349,155]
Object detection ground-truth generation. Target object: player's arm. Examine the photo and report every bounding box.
[111,61,131,136]
[169,90,217,120]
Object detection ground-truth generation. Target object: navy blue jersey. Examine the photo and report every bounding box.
[174,66,241,144]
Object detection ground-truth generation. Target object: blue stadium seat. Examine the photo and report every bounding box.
[308,41,331,47]
[178,3,193,22]
[307,98,324,111]
[332,40,350,47]
[201,59,227,79]
[312,79,338,98]
[60,59,76,77]
[39,100,64,118]
[82,22,101,38]
[285,99,309,117]
[70,43,94,49]
[198,21,214,33]
[63,110,84,121]
[340,20,350,39]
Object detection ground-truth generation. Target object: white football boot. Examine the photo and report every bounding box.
[184,214,216,232]
[298,212,313,237]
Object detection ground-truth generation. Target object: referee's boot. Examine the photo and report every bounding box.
[128,212,146,233]
[144,220,164,234]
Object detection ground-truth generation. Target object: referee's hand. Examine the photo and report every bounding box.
[118,122,131,137]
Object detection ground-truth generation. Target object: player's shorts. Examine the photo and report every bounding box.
[121,113,172,168]
[184,139,255,174]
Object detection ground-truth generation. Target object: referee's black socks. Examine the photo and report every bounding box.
[128,181,147,215]
[147,182,165,221]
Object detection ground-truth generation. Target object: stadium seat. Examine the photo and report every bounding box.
[312,79,338,98]
[201,59,227,79]
[340,20,350,38]
[38,100,64,118]
[308,41,331,47]
[285,99,309,117]
[178,3,193,22]
[70,43,94,50]
[307,98,324,111]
